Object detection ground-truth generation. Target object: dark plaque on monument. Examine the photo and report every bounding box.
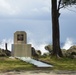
[17,34,24,41]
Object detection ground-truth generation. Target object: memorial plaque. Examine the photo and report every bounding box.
[17,34,24,41]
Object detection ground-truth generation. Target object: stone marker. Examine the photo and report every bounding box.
[11,31,31,57]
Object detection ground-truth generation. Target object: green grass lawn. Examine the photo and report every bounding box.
[0,57,36,72]
[39,57,76,71]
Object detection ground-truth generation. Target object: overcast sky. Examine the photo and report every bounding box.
[0,0,76,53]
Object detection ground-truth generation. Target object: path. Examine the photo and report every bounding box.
[0,70,76,75]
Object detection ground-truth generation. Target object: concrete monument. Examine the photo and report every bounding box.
[12,31,31,57]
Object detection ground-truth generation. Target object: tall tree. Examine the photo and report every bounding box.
[51,0,76,57]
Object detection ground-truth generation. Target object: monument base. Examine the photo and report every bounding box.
[12,44,31,57]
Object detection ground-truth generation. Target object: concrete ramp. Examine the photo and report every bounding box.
[16,57,53,67]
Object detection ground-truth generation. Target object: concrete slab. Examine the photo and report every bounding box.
[17,57,53,68]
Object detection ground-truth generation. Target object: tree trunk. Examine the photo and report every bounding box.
[51,0,63,57]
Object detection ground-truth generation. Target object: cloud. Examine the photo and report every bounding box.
[41,7,50,13]
[0,0,51,20]
[31,8,39,13]
[0,0,19,15]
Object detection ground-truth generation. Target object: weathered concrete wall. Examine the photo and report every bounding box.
[12,44,31,57]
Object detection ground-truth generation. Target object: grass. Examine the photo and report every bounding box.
[0,57,76,72]
[39,56,76,71]
[0,57,36,72]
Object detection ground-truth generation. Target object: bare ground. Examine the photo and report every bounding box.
[0,70,76,75]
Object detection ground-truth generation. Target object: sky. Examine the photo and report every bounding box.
[0,0,76,53]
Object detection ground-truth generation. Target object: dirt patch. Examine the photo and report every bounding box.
[0,70,76,75]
